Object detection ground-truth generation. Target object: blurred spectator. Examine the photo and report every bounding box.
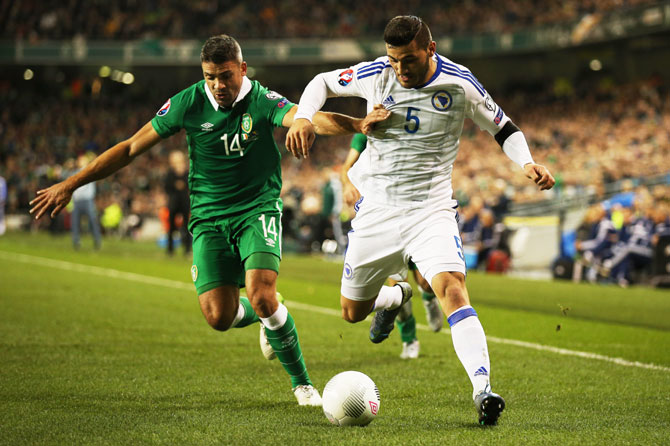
[1,0,659,41]
[165,150,191,256]
[320,166,346,254]
[575,204,618,282]
[100,195,123,235]
[460,196,484,246]
[70,153,102,250]
[603,206,654,286]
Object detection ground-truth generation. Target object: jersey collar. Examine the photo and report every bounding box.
[204,76,253,110]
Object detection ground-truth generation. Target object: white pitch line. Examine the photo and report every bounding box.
[1,250,669,373]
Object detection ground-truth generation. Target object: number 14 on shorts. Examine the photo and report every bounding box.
[258,214,278,245]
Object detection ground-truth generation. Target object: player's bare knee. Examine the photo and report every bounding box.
[248,292,278,318]
[203,308,235,331]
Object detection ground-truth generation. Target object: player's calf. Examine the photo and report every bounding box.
[340,296,375,323]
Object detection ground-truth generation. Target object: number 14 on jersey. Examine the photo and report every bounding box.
[221,133,244,156]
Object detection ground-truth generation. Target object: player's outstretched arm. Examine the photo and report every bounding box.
[29,122,162,219]
[312,105,391,136]
[284,105,391,159]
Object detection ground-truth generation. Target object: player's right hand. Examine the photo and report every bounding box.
[361,104,391,135]
[285,119,316,159]
[523,163,555,191]
[29,182,74,219]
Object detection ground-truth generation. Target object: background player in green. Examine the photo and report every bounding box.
[30,34,385,406]
[341,133,444,360]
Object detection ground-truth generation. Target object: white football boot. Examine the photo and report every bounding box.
[422,296,444,332]
[259,324,276,360]
[293,384,323,406]
[399,339,420,359]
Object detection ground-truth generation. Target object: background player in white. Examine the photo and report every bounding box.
[286,16,554,425]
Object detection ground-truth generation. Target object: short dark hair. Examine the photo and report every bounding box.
[383,16,432,49]
[200,35,243,64]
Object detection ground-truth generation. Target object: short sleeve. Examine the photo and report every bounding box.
[151,88,191,138]
[350,133,368,153]
[254,86,296,128]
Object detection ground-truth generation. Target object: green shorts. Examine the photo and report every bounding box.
[190,207,282,295]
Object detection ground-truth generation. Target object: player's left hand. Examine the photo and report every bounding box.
[360,104,391,135]
[285,118,316,159]
[29,181,74,219]
[523,163,555,190]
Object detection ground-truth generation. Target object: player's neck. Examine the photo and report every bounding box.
[422,57,437,86]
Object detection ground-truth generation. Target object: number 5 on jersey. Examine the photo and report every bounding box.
[404,107,420,134]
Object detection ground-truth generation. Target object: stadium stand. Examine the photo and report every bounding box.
[1,1,669,285]
[1,0,660,40]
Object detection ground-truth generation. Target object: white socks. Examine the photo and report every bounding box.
[259,303,289,330]
[448,305,491,399]
[373,285,403,312]
[230,303,247,328]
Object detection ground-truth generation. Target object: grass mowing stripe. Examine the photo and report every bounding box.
[0,250,193,291]
[2,249,669,374]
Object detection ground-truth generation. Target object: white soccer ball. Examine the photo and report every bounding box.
[322,371,380,426]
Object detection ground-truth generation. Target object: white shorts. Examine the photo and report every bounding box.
[341,201,465,301]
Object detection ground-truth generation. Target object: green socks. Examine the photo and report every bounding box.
[264,312,312,388]
[396,314,417,343]
[422,290,436,301]
[233,296,260,328]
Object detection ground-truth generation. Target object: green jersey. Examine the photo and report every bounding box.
[151,77,294,230]
[350,133,368,153]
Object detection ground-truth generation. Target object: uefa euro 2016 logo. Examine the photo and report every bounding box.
[338,69,354,87]
[157,98,171,116]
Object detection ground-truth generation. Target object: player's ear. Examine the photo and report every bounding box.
[427,41,436,57]
[240,61,248,76]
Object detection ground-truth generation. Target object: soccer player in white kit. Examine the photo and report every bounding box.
[286,16,555,425]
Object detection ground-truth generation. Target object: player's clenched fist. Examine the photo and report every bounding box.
[285,119,315,159]
[523,163,555,191]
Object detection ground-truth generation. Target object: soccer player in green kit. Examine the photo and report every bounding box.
[30,35,386,406]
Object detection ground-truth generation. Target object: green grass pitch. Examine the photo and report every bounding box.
[1,232,669,445]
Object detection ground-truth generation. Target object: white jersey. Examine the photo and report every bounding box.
[298,54,510,209]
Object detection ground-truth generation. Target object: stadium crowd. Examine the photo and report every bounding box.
[1,0,659,41]
[2,72,669,249]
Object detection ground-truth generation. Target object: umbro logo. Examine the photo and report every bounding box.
[474,366,489,377]
[281,335,296,347]
[382,95,395,106]
[201,122,214,131]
